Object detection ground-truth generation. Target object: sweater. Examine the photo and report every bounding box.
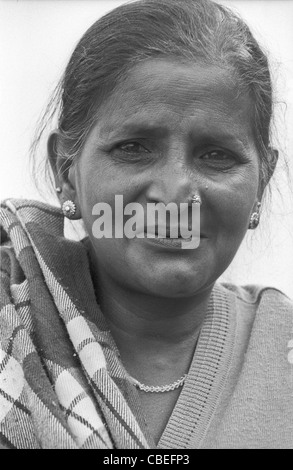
[0,198,292,449]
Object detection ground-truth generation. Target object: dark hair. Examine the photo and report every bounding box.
[31,0,275,195]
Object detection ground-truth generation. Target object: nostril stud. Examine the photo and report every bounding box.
[190,194,202,205]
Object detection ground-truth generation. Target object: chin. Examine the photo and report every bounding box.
[143,271,207,298]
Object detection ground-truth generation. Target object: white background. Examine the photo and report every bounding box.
[0,0,293,297]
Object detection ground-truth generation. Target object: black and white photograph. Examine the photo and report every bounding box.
[0,0,293,451]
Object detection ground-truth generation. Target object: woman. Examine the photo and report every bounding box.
[0,0,292,449]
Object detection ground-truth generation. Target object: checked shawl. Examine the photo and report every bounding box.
[0,199,153,449]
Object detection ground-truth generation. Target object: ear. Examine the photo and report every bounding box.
[47,130,81,219]
[258,147,279,200]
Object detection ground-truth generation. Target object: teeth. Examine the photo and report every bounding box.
[144,230,190,239]
[157,235,182,239]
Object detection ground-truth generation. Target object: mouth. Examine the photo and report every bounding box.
[143,228,203,239]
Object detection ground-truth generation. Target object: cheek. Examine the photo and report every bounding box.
[207,169,259,235]
[76,158,135,237]
[76,157,112,208]
[78,155,131,199]
[75,160,106,233]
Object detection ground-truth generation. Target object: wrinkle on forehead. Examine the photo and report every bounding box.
[102,59,244,110]
[92,59,255,147]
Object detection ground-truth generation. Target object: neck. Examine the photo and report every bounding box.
[93,267,212,370]
[98,275,211,341]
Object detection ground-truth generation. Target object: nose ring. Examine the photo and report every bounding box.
[190,194,202,205]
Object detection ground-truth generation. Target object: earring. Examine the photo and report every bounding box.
[55,186,62,194]
[190,194,202,205]
[62,200,76,219]
[248,202,261,229]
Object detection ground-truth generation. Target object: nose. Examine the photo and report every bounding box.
[145,153,196,205]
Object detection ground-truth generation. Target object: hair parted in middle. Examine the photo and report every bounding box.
[32,0,274,193]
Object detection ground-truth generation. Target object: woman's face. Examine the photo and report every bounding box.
[71,59,260,298]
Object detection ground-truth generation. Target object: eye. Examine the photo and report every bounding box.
[199,149,237,169]
[116,141,149,154]
[200,150,234,161]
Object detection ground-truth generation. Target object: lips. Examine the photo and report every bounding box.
[144,226,196,238]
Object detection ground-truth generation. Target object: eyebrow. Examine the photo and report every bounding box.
[98,119,252,153]
[99,121,168,140]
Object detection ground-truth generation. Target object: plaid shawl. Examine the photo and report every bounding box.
[0,198,153,449]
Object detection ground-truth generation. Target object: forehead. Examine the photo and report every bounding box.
[96,59,254,143]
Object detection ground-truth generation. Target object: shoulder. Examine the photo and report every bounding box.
[219,282,293,344]
[0,197,64,289]
[1,197,64,243]
[220,282,293,311]
[0,197,63,222]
